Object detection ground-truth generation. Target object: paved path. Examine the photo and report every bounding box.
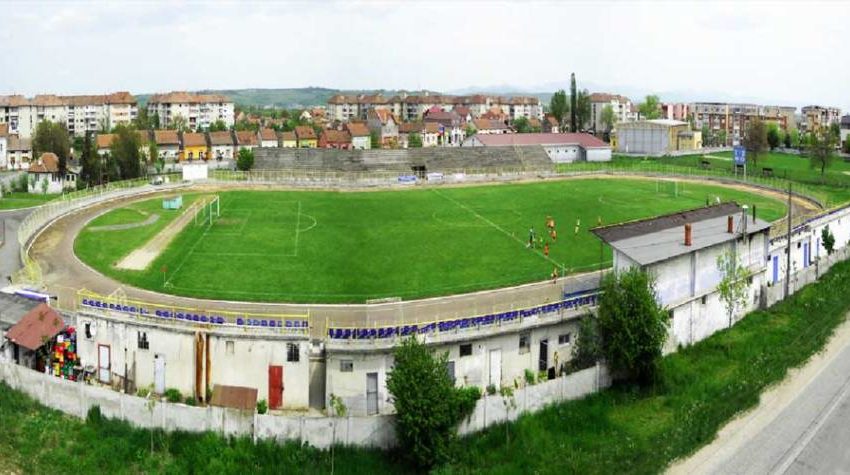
[668,314,850,474]
[0,207,32,284]
[88,212,159,232]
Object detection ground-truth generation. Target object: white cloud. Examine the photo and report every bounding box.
[0,0,848,111]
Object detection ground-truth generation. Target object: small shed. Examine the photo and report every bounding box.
[162,195,183,210]
[4,302,65,370]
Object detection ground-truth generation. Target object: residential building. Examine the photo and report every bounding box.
[7,135,32,170]
[398,122,440,148]
[96,134,115,156]
[690,102,797,146]
[841,115,850,150]
[208,131,235,161]
[0,124,7,169]
[615,119,702,155]
[326,95,360,123]
[318,130,352,149]
[294,126,317,148]
[588,93,633,132]
[592,203,771,349]
[0,92,137,139]
[235,131,260,152]
[180,132,208,161]
[543,115,560,133]
[366,110,399,147]
[508,96,544,121]
[154,130,180,162]
[423,106,466,146]
[661,103,689,122]
[344,123,371,149]
[472,118,510,134]
[259,128,279,148]
[146,92,234,131]
[801,105,842,133]
[27,152,77,193]
[280,131,297,148]
[462,132,611,162]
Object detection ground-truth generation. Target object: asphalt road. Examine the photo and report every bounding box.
[0,207,31,284]
[669,316,850,474]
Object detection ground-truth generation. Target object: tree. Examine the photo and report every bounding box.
[600,104,616,132]
[743,118,768,168]
[701,125,713,147]
[576,89,591,131]
[109,125,143,179]
[597,267,668,385]
[549,89,569,130]
[149,142,163,174]
[513,117,531,133]
[208,120,228,132]
[829,122,841,142]
[386,337,479,469]
[151,112,161,129]
[784,131,792,149]
[570,313,602,372]
[822,225,836,255]
[370,131,381,149]
[134,107,150,130]
[789,128,800,148]
[569,73,578,132]
[716,248,751,327]
[32,121,71,175]
[844,136,850,154]
[79,132,101,187]
[805,127,837,178]
[464,124,476,140]
[766,123,781,150]
[408,132,423,148]
[236,147,254,171]
[717,130,728,147]
[168,114,189,133]
[638,95,661,120]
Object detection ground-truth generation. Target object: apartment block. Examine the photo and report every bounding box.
[146,92,234,131]
[0,92,137,139]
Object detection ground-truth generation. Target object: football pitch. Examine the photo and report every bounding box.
[74,178,786,303]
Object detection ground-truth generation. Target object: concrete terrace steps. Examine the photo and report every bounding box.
[253,145,554,173]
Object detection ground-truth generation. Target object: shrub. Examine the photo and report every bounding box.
[455,386,481,420]
[486,384,497,395]
[597,267,668,385]
[163,388,182,403]
[136,387,150,398]
[524,369,536,386]
[570,313,602,372]
[183,396,197,406]
[236,148,254,171]
[386,337,481,469]
[256,399,268,415]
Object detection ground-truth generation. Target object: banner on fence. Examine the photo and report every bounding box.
[397,175,417,184]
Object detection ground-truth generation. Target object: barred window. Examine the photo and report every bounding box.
[286,343,299,362]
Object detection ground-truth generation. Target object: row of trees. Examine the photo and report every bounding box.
[743,117,840,178]
[549,78,662,133]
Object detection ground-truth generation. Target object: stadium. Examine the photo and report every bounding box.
[2,142,837,447]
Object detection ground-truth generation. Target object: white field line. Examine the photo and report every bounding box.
[293,200,302,257]
[431,189,562,268]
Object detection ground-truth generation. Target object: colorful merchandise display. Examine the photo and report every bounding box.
[50,327,79,381]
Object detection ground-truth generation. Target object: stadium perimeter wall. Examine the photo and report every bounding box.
[0,357,607,449]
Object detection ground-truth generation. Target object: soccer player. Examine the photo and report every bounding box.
[544,242,550,256]
[550,266,559,284]
[528,226,535,248]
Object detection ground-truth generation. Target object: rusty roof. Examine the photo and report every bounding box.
[154,130,180,145]
[344,122,370,137]
[182,132,207,148]
[96,134,115,149]
[235,131,259,146]
[294,126,316,140]
[209,131,234,146]
[5,303,64,351]
[209,384,258,411]
[29,153,60,173]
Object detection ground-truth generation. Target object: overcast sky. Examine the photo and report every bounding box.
[2,1,848,110]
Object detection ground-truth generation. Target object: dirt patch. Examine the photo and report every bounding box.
[89,213,160,232]
[115,196,213,271]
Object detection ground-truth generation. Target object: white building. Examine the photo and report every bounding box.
[0,92,137,139]
[154,130,180,162]
[462,132,612,162]
[27,153,78,194]
[259,128,279,148]
[588,93,633,132]
[6,135,32,170]
[344,123,371,150]
[209,131,235,161]
[147,92,234,131]
[592,203,771,350]
[0,124,7,169]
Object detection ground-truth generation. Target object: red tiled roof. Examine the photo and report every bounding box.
[472,132,610,148]
[321,129,351,143]
[209,131,234,146]
[344,122,370,137]
[473,118,509,131]
[260,128,278,141]
[29,152,60,173]
[182,132,207,148]
[294,126,316,140]
[5,303,64,351]
[589,92,631,104]
[96,134,115,149]
[280,131,296,141]
[154,130,180,145]
[0,95,30,107]
[235,131,259,146]
[148,91,231,104]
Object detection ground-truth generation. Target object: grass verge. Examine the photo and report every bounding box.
[2,259,849,473]
[0,192,56,210]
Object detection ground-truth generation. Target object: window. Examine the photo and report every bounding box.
[459,343,472,357]
[84,322,93,339]
[340,359,353,372]
[558,333,571,345]
[519,332,530,354]
[286,343,299,362]
[446,361,456,384]
[226,340,234,355]
[137,331,149,350]
[701,295,707,305]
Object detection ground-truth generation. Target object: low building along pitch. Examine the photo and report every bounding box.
[462,132,612,162]
[592,202,772,349]
[614,119,702,155]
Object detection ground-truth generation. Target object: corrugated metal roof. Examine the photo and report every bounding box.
[4,303,64,351]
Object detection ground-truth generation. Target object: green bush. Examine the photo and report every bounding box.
[136,386,150,398]
[455,386,481,420]
[163,388,182,403]
[184,397,197,407]
[524,369,536,386]
[256,399,268,415]
[486,384,497,395]
[236,148,254,171]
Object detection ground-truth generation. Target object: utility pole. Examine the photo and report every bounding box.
[784,182,792,298]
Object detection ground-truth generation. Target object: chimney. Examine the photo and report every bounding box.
[684,223,692,246]
[727,215,734,234]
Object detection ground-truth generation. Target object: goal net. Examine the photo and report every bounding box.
[655,179,681,198]
[194,196,221,227]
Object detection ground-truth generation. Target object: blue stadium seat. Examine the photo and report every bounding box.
[237,318,244,325]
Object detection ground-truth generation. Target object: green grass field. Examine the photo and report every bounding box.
[74,178,785,303]
[0,192,56,210]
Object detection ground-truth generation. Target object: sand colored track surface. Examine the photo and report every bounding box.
[115,196,213,270]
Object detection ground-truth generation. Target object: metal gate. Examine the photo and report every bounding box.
[366,372,378,415]
[269,365,283,410]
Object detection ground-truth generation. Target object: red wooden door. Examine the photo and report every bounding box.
[268,365,283,410]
